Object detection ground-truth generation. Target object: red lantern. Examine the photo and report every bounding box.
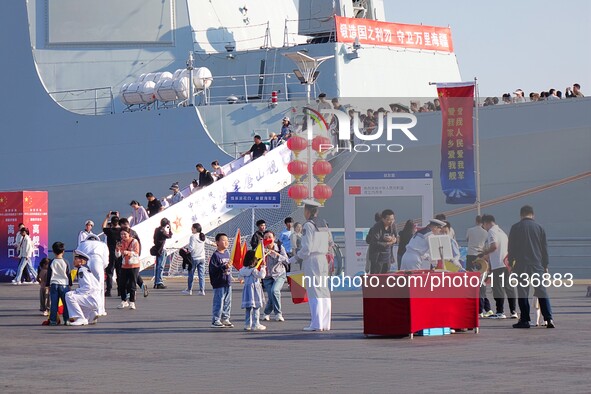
[287,160,308,182]
[287,135,308,158]
[313,184,333,206]
[312,159,332,183]
[288,184,309,206]
[312,135,332,157]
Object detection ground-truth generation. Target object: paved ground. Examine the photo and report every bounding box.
[1,280,590,394]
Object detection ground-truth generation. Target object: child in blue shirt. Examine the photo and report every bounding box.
[209,233,233,328]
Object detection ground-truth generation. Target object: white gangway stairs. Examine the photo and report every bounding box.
[131,144,292,272]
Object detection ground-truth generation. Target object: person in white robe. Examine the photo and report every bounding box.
[65,250,101,326]
[400,219,446,270]
[77,235,109,316]
[290,200,331,331]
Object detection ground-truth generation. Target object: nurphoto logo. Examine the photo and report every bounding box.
[305,109,419,153]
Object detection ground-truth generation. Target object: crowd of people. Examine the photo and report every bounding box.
[364,206,555,329]
[486,83,585,106]
[13,199,556,332]
[22,199,331,331]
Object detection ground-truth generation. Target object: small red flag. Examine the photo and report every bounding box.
[231,229,243,270]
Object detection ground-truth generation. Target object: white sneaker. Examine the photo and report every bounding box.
[181,289,192,295]
[275,314,285,322]
[482,310,494,318]
[69,318,88,326]
[129,302,136,310]
[262,314,270,321]
[303,326,319,332]
[510,312,519,319]
[489,313,507,319]
[244,326,252,331]
[43,311,48,316]
[89,311,99,325]
[221,320,234,328]
[117,301,129,309]
[254,324,267,331]
[198,290,205,296]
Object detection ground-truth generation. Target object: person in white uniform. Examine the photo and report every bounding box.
[65,250,101,326]
[77,234,109,316]
[77,220,96,246]
[400,219,446,270]
[290,200,331,331]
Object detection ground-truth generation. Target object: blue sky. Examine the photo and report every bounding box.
[385,0,591,96]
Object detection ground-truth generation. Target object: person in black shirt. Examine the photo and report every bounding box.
[241,135,267,160]
[365,209,397,274]
[195,163,214,189]
[508,205,554,329]
[250,219,266,250]
[153,218,173,289]
[101,213,121,297]
[146,192,162,217]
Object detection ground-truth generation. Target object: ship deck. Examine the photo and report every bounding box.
[1,280,590,393]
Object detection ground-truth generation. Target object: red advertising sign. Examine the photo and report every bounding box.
[335,16,453,52]
[0,191,48,282]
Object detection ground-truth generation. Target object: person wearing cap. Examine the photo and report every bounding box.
[65,250,101,326]
[289,199,332,331]
[129,200,149,226]
[400,219,445,271]
[250,219,266,250]
[280,117,292,141]
[513,89,525,103]
[78,220,96,246]
[77,234,109,316]
[146,192,163,217]
[168,182,184,206]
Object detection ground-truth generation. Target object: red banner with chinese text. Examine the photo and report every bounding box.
[335,16,453,52]
[437,83,475,204]
[0,191,49,282]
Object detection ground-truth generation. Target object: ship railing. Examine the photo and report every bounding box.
[206,72,315,106]
[49,87,114,115]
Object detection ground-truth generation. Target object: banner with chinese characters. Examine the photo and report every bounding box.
[0,191,48,282]
[437,83,476,204]
[334,16,453,52]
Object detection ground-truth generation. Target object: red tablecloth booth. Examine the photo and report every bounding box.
[362,271,480,337]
